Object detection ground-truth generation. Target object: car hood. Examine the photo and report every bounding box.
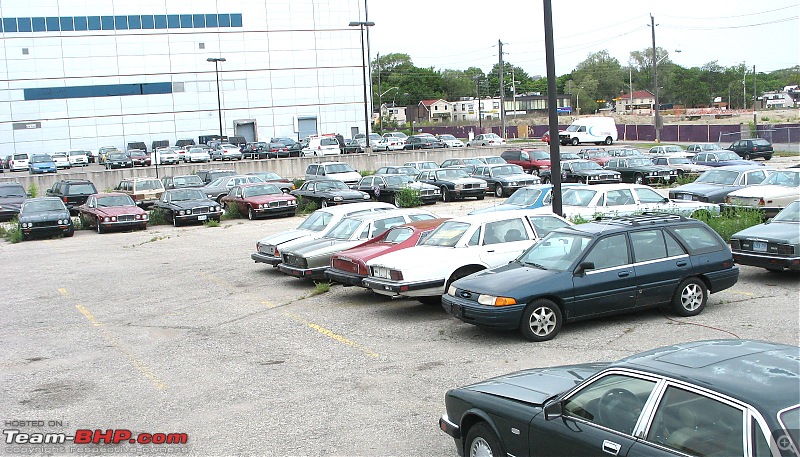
[95,206,143,216]
[673,183,739,196]
[466,363,608,405]
[257,228,315,246]
[19,211,70,223]
[497,173,535,182]
[245,194,295,204]
[732,221,800,244]
[0,196,26,210]
[470,203,535,214]
[284,237,359,257]
[454,263,560,296]
[450,177,485,185]
[320,189,368,199]
[336,242,396,263]
[728,185,800,199]
[168,199,218,209]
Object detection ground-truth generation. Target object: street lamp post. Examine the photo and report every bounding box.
[349,20,375,150]
[207,57,227,139]
[377,86,398,135]
[650,14,661,143]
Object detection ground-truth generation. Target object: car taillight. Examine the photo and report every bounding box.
[390,269,403,281]
[759,198,765,206]
[62,197,68,202]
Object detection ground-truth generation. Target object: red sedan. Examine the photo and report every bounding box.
[77,193,148,233]
[220,183,297,220]
[541,132,550,144]
[324,218,449,287]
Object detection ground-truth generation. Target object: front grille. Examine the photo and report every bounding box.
[32,220,59,228]
[282,253,307,268]
[269,201,289,208]
[463,183,479,189]
[658,171,671,177]
[192,207,210,214]
[117,214,136,222]
[421,189,436,197]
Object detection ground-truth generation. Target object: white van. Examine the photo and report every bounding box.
[558,117,618,146]
[8,153,30,171]
[67,150,89,167]
[301,134,341,157]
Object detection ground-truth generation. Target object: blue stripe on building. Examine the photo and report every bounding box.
[0,13,242,33]
[24,82,173,101]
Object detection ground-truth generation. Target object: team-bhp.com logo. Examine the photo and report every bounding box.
[4,429,188,445]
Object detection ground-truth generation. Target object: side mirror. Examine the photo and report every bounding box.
[662,197,669,203]
[544,400,563,421]
[574,261,595,276]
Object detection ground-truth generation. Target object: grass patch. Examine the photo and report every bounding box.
[296,197,319,215]
[2,219,23,243]
[675,174,697,186]
[221,203,244,220]
[148,208,171,225]
[293,178,305,189]
[694,208,764,242]
[395,187,423,207]
[311,281,331,295]
[204,219,220,227]
[27,183,39,198]
[359,170,375,177]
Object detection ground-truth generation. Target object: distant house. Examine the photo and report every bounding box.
[615,90,656,114]
[378,103,407,124]
[417,99,452,122]
[762,86,799,108]
[504,94,573,116]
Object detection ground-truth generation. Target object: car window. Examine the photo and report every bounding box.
[409,214,435,221]
[670,225,725,253]
[528,216,571,237]
[606,189,635,206]
[630,230,669,262]
[371,216,406,238]
[563,373,657,435]
[635,187,665,204]
[744,170,768,185]
[424,221,471,247]
[582,234,630,269]
[645,386,744,456]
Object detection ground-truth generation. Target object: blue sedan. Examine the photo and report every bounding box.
[469,183,587,215]
[29,154,57,174]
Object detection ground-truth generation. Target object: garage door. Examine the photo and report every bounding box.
[298,117,318,139]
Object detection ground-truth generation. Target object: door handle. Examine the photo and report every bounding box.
[618,271,630,277]
[485,250,495,253]
[676,261,688,267]
[602,440,621,456]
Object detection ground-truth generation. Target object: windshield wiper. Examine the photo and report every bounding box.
[521,261,547,270]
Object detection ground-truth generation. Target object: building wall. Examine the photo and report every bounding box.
[0,0,367,156]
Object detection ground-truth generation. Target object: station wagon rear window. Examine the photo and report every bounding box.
[670,226,724,253]
[68,184,96,194]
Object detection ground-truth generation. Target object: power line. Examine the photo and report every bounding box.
[662,16,798,30]
[659,4,798,20]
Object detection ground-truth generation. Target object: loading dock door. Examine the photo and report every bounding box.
[297,116,318,140]
[234,120,256,142]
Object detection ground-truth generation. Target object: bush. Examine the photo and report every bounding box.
[148,208,171,225]
[204,219,220,228]
[693,208,764,242]
[27,183,38,198]
[221,203,244,220]
[296,197,318,215]
[293,179,305,189]
[2,219,23,243]
[359,170,375,177]
[675,174,697,186]
[394,187,423,207]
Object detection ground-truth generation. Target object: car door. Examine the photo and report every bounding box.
[570,233,637,318]
[529,372,658,456]
[742,169,768,185]
[478,217,534,267]
[602,188,638,216]
[83,196,98,225]
[630,229,689,308]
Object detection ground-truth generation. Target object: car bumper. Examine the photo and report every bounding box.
[702,266,740,293]
[324,268,367,287]
[439,414,461,441]
[441,294,525,330]
[277,263,328,279]
[21,223,72,236]
[30,168,57,173]
[253,207,297,217]
[452,188,486,199]
[251,252,282,266]
[732,251,800,271]
[587,178,622,184]
[362,277,446,297]
[176,211,223,222]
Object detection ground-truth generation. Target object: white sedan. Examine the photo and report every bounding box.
[438,134,465,148]
[362,211,572,303]
[723,169,800,218]
[528,183,720,221]
[467,133,507,147]
[185,148,211,163]
[374,137,405,152]
[50,152,71,169]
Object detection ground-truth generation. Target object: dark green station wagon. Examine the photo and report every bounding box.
[442,213,739,341]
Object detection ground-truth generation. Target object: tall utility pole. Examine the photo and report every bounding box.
[543,0,562,217]
[650,14,661,143]
[498,40,506,140]
[473,76,482,129]
[753,65,758,132]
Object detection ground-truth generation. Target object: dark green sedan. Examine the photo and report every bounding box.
[604,157,677,185]
[440,339,799,457]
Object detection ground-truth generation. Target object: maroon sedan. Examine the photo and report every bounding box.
[128,150,152,167]
[324,218,449,287]
[77,193,148,233]
[220,183,297,220]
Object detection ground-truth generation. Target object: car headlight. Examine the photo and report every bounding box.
[590,176,598,180]
[433,189,441,194]
[333,196,343,201]
[650,172,658,176]
[103,217,110,222]
[142,214,149,220]
[479,182,487,188]
[455,184,464,190]
[448,285,457,296]
[289,200,297,206]
[477,295,517,306]
[362,194,370,200]
[510,181,518,186]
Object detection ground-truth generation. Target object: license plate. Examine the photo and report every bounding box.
[682,194,692,201]
[197,215,207,221]
[450,303,462,317]
[753,241,767,252]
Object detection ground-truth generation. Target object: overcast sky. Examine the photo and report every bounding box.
[367,0,799,77]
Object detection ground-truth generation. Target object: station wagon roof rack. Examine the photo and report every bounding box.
[595,212,689,226]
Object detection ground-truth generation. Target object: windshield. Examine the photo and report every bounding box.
[530,151,549,160]
[326,164,356,174]
[664,146,683,153]
[397,167,418,176]
[422,221,470,247]
[491,165,524,176]
[627,158,654,167]
[562,189,597,206]
[561,153,580,160]
[174,176,204,186]
[701,143,722,150]
[762,171,800,187]
[383,227,414,244]
[439,135,456,140]
[566,125,580,132]
[256,172,280,180]
[170,189,205,201]
[321,138,339,146]
[716,152,740,161]
[22,199,65,213]
[30,155,52,163]
[135,180,162,191]
[96,195,135,207]
[695,170,739,185]
[570,161,602,171]
[435,169,470,180]
[773,201,800,222]
[505,188,543,206]
[315,180,348,191]
[752,139,771,146]
[384,175,410,186]
[0,185,26,197]
[669,157,691,165]
[325,218,363,240]
[108,153,128,160]
[518,231,593,271]
[68,184,96,194]
[244,184,281,197]
[297,210,332,231]
[586,151,610,158]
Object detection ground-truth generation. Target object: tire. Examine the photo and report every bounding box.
[519,299,562,342]
[571,137,579,146]
[634,174,644,185]
[494,184,504,198]
[64,227,74,237]
[96,222,104,234]
[248,206,256,220]
[764,155,772,161]
[744,153,751,160]
[172,212,180,227]
[321,200,329,208]
[671,277,707,317]
[394,195,402,207]
[465,422,506,457]
[604,136,613,145]
[440,186,450,202]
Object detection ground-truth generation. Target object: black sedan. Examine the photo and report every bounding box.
[669,165,772,203]
[470,164,540,197]
[18,197,74,240]
[153,188,223,226]
[403,135,439,150]
[342,138,366,154]
[0,182,28,221]
[105,152,133,169]
[730,199,800,271]
[291,179,371,207]
[604,156,676,185]
[375,166,420,178]
[440,339,799,457]
[539,160,621,184]
[267,137,302,158]
[355,174,441,205]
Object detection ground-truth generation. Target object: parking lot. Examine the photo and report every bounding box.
[1,189,798,455]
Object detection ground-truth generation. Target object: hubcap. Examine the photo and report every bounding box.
[529,306,556,336]
[681,284,703,311]
[469,437,494,457]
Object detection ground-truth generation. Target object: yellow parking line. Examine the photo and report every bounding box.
[260,300,277,309]
[57,288,70,297]
[731,291,755,297]
[75,304,102,327]
[283,312,379,358]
